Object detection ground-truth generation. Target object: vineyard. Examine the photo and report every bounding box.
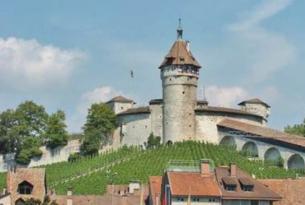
[0,141,304,195]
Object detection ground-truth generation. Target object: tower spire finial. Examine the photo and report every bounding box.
[177,18,183,39]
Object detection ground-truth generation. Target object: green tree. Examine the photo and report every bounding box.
[146,132,161,149]
[285,119,305,137]
[15,101,49,138]
[45,110,68,149]
[81,103,117,155]
[0,109,18,153]
[15,137,43,165]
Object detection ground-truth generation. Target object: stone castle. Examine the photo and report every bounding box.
[107,24,305,170]
[1,23,305,172]
[108,24,269,146]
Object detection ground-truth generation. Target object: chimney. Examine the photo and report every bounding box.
[200,159,210,176]
[230,163,237,177]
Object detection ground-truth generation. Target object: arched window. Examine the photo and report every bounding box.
[288,154,305,169]
[17,181,33,195]
[219,136,236,149]
[264,147,282,167]
[242,141,258,157]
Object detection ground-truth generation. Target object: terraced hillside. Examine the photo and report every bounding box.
[0,141,304,195]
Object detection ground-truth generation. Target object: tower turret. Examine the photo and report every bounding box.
[160,20,201,143]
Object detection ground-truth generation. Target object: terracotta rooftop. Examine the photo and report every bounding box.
[159,40,201,69]
[149,176,162,205]
[215,166,281,201]
[167,171,221,197]
[53,194,146,205]
[239,98,270,108]
[259,179,305,205]
[106,96,134,104]
[218,118,305,150]
[195,106,262,118]
[117,106,150,116]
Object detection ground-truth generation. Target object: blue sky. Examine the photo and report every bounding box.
[0,0,304,132]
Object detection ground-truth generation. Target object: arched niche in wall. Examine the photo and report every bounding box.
[241,141,259,157]
[219,136,236,149]
[264,147,283,167]
[287,154,305,170]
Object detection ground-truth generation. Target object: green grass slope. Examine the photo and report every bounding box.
[0,141,304,195]
[51,141,304,195]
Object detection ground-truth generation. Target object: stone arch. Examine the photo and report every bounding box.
[287,154,305,169]
[15,198,25,205]
[264,147,282,167]
[242,141,258,157]
[219,136,236,148]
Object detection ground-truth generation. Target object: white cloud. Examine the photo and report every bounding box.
[78,86,122,114]
[205,85,249,107]
[0,37,86,88]
[230,0,294,31]
[68,86,122,132]
[227,0,296,83]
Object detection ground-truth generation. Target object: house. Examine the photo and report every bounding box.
[149,160,281,205]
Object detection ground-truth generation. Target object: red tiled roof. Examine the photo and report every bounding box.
[117,106,150,116]
[106,96,134,104]
[159,40,201,69]
[259,179,305,205]
[167,171,221,197]
[218,118,305,148]
[215,167,281,201]
[239,98,270,108]
[195,106,262,118]
[53,194,145,205]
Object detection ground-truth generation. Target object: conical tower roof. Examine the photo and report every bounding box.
[159,20,201,69]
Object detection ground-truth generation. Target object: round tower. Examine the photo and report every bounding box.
[159,20,202,143]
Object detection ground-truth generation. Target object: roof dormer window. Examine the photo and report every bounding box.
[222,177,237,191]
[239,178,254,192]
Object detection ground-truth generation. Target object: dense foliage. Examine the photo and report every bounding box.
[145,132,161,149]
[0,172,5,190]
[285,119,305,137]
[45,111,68,149]
[44,141,305,195]
[81,103,117,155]
[0,101,69,164]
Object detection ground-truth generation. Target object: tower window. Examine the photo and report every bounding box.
[182,91,185,94]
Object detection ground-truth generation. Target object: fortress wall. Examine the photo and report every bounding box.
[0,139,80,172]
[150,104,163,138]
[119,113,151,146]
[196,113,263,143]
[28,139,80,167]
